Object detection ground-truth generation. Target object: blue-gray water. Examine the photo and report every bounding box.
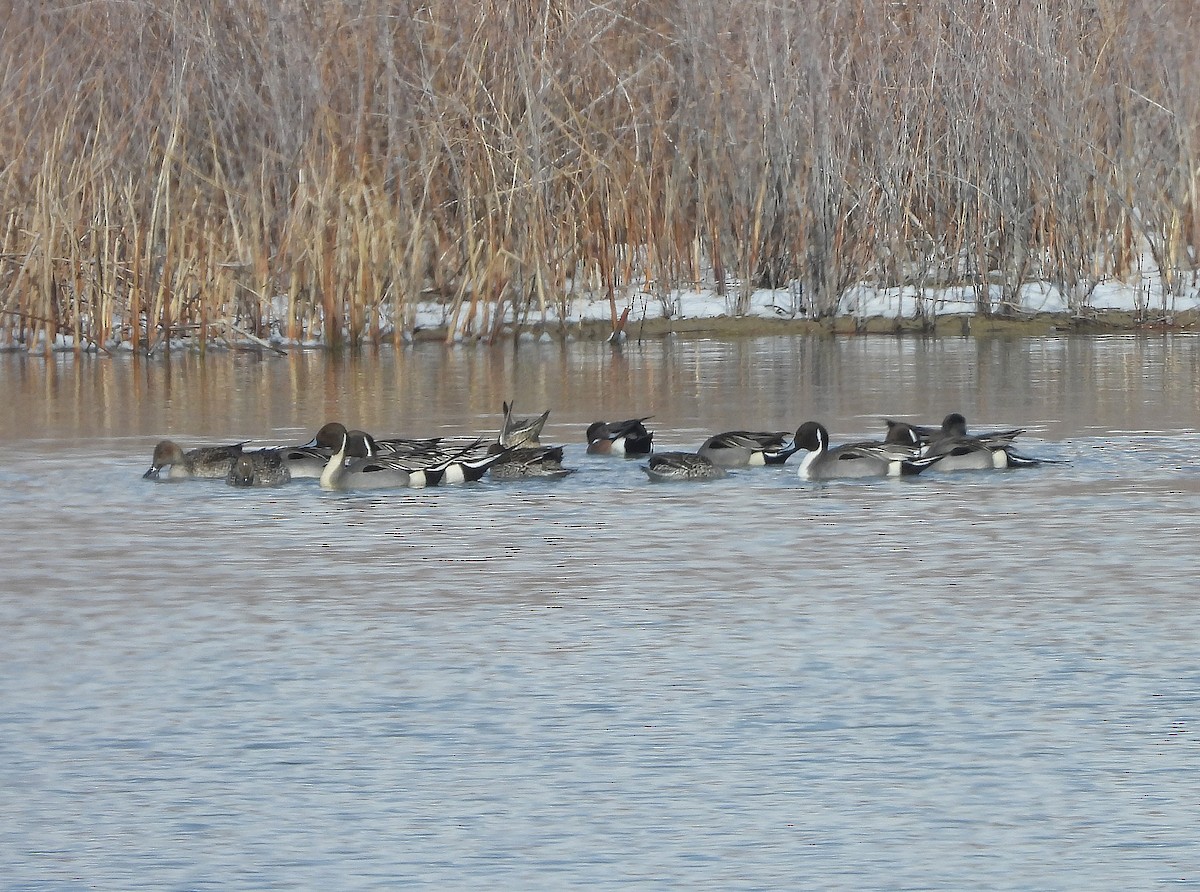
[1,335,1198,889]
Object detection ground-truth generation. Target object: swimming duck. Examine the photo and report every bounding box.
[489,444,575,479]
[143,440,244,480]
[794,422,942,480]
[320,432,452,490]
[885,413,1025,449]
[499,401,551,448]
[921,437,1044,471]
[303,421,442,456]
[325,432,504,487]
[226,452,292,487]
[642,451,727,482]
[889,413,1048,470]
[698,430,799,467]
[922,417,1050,471]
[415,438,510,484]
[263,423,349,479]
[586,417,654,455]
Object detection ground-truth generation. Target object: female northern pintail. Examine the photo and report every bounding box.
[499,401,550,448]
[794,422,942,480]
[643,451,727,482]
[586,417,654,456]
[143,440,243,480]
[489,444,575,479]
[226,452,292,487]
[697,429,799,467]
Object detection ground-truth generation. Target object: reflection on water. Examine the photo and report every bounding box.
[2,335,1199,889]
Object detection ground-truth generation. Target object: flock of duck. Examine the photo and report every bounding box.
[143,402,1058,489]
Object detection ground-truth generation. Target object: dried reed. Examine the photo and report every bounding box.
[1,0,1197,350]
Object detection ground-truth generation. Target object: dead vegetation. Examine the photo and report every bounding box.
[1,0,1197,351]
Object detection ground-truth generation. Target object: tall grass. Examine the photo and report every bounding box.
[1,0,1197,350]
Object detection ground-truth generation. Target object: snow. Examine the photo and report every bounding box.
[8,248,1199,353]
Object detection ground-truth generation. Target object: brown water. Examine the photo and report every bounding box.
[2,335,1199,889]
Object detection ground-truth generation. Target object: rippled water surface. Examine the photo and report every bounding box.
[2,335,1199,890]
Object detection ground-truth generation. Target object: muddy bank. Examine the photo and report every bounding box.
[6,309,1196,355]
[413,308,1200,344]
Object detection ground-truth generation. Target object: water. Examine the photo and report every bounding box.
[2,335,1199,890]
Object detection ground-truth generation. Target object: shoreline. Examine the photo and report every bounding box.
[2,308,1198,356]
[500,308,1200,344]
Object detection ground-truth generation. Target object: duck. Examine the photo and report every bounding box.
[413,438,510,484]
[255,423,347,479]
[143,439,244,480]
[642,451,727,482]
[319,432,451,491]
[885,413,1024,449]
[499,401,550,448]
[697,429,799,467]
[275,423,371,478]
[923,423,1049,472]
[305,421,443,456]
[890,413,1048,471]
[279,421,458,479]
[921,437,1043,471]
[331,432,507,488]
[272,445,335,479]
[794,421,942,480]
[226,452,292,487]
[586,417,654,455]
[489,444,575,479]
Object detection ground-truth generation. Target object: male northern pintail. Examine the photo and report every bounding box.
[586,417,654,456]
[227,452,292,487]
[499,401,550,448]
[144,440,244,480]
[643,451,727,482]
[885,413,1024,449]
[281,421,457,479]
[697,429,799,467]
[260,423,348,479]
[489,444,575,479]
[922,437,1045,470]
[320,432,449,490]
[888,413,1047,470]
[794,422,942,480]
[924,415,1050,470]
[305,420,441,454]
[403,437,508,484]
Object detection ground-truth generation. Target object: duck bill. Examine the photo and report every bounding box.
[143,466,161,480]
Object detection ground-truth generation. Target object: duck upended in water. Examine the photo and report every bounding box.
[586,417,654,456]
[697,429,799,467]
[794,422,942,480]
[498,401,551,448]
[642,451,727,482]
